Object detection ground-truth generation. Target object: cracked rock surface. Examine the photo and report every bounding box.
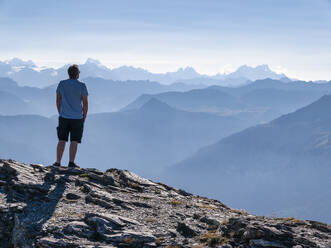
[0,160,330,247]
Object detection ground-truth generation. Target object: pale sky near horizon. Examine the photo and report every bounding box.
[0,0,331,80]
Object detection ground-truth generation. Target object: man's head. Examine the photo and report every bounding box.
[68,64,80,79]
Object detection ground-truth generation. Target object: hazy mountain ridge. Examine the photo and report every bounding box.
[163,94,331,223]
[0,58,288,87]
[1,63,331,224]
[124,78,331,124]
[0,99,247,178]
[0,76,203,115]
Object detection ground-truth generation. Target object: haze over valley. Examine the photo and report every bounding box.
[1,58,331,223]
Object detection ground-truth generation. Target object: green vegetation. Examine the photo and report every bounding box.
[168,199,185,206]
[144,217,157,223]
[123,237,135,244]
[275,217,306,224]
[196,203,217,210]
[199,231,229,247]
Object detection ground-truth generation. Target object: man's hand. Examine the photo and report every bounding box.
[82,95,88,122]
[56,93,61,114]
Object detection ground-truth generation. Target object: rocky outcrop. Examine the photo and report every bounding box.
[0,159,330,247]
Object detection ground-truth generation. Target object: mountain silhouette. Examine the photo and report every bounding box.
[123,88,240,112]
[163,95,331,223]
[0,101,246,179]
[0,77,202,115]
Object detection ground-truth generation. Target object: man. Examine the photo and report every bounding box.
[53,64,88,167]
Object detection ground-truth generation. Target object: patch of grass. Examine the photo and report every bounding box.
[309,220,328,226]
[128,182,143,191]
[199,231,229,247]
[79,185,90,194]
[196,203,217,210]
[144,217,157,223]
[168,199,185,206]
[232,209,248,215]
[141,195,153,200]
[221,219,229,225]
[123,237,135,244]
[275,217,306,224]
[52,209,84,220]
[79,173,89,178]
[48,217,57,224]
[155,237,164,245]
[61,196,78,204]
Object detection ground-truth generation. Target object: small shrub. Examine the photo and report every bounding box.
[196,203,217,210]
[229,231,235,238]
[275,217,306,224]
[221,219,229,225]
[155,237,164,245]
[144,217,157,223]
[199,231,229,247]
[123,237,135,244]
[233,209,248,215]
[168,199,185,206]
[128,182,143,191]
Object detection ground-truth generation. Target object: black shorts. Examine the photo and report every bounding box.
[57,117,84,143]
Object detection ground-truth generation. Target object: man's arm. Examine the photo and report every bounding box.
[56,93,61,114]
[82,95,88,121]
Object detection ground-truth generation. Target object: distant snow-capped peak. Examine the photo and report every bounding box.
[5,58,36,68]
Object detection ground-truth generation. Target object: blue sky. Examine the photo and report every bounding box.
[0,0,330,80]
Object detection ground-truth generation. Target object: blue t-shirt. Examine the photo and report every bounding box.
[56,79,88,119]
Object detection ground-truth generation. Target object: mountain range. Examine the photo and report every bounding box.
[0,76,202,115]
[0,58,288,87]
[1,59,331,223]
[5,75,329,119]
[0,99,248,178]
[163,94,331,223]
[124,78,331,124]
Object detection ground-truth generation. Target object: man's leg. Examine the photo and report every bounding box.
[69,141,78,163]
[56,140,66,164]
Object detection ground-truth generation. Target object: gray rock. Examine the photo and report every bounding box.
[0,160,330,248]
[106,230,155,243]
[63,221,91,238]
[36,237,80,247]
[249,239,288,248]
[176,222,198,238]
[65,193,81,200]
[200,215,221,228]
[85,213,124,233]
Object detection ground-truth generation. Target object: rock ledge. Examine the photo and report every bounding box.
[0,160,330,247]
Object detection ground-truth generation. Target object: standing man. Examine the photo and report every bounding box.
[53,64,88,167]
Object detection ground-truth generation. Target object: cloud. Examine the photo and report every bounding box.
[271,65,288,75]
[220,64,236,75]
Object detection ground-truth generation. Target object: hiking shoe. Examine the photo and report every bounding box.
[68,162,79,168]
[52,162,61,167]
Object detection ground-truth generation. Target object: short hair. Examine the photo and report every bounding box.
[68,64,80,79]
